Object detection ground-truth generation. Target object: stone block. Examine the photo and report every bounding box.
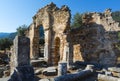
[39,79,49,81]
[54,70,93,81]
[9,66,34,81]
[108,67,120,73]
[42,67,57,76]
[9,36,35,81]
[3,70,10,77]
[58,62,67,76]
[98,74,120,81]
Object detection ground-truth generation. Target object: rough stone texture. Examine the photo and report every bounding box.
[85,65,94,70]
[8,66,34,81]
[108,67,120,77]
[26,3,120,67]
[3,70,10,77]
[0,77,10,81]
[108,67,120,73]
[58,62,67,76]
[26,2,71,65]
[10,36,30,74]
[42,67,57,76]
[98,74,120,81]
[39,79,49,81]
[53,70,93,81]
[70,9,120,67]
[9,36,34,81]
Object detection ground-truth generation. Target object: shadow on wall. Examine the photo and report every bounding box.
[69,22,120,67]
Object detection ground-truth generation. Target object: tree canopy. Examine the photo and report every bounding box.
[0,38,13,50]
[112,11,120,26]
[16,24,28,36]
[71,11,120,28]
[71,12,83,28]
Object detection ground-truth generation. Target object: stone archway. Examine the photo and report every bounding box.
[26,3,71,65]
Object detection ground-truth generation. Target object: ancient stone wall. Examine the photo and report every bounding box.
[26,3,71,65]
[9,36,34,81]
[70,9,120,66]
[10,36,31,74]
[26,3,120,67]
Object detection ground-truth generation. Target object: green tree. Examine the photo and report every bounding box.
[71,12,83,28]
[112,11,120,26]
[0,38,13,50]
[17,24,28,36]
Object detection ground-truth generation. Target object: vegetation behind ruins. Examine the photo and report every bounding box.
[71,11,120,28]
[112,11,120,26]
[0,10,120,51]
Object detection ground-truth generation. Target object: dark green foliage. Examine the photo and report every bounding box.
[116,31,120,50]
[112,11,120,26]
[16,24,28,36]
[112,11,120,50]
[0,38,13,50]
[118,31,120,40]
[71,13,83,28]
[8,32,17,40]
[71,11,120,28]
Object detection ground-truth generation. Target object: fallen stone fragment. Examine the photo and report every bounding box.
[108,67,120,73]
[42,67,57,76]
[51,70,93,81]
[39,79,49,81]
[98,74,120,81]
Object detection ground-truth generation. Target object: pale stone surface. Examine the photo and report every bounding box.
[39,79,49,81]
[98,74,120,81]
[108,67,120,73]
[108,67,120,77]
[26,2,71,65]
[9,36,34,81]
[70,9,120,66]
[0,77,10,81]
[73,44,84,62]
[26,3,120,67]
[42,67,57,76]
[3,70,10,77]
[35,69,42,75]
[10,36,30,74]
[85,65,94,71]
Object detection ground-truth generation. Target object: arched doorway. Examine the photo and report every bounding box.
[39,26,45,57]
[53,37,60,65]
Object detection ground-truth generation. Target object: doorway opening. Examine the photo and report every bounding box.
[39,26,45,57]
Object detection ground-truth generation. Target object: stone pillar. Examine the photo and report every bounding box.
[32,27,40,59]
[10,36,30,74]
[63,43,69,62]
[58,62,67,76]
[44,43,49,61]
[68,42,73,68]
[44,30,50,64]
[85,65,94,71]
[9,36,34,81]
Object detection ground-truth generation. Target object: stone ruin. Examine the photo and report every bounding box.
[70,9,120,67]
[9,36,34,81]
[4,2,120,81]
[26,3,120,67]
[26,2,71,65]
